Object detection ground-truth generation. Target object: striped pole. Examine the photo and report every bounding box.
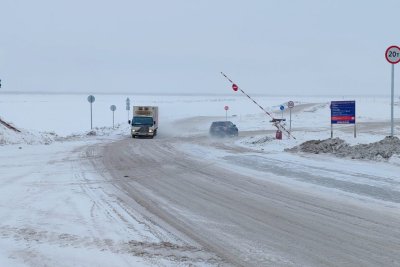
[221,72,295,139]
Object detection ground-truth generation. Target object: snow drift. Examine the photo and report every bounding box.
[286,136,400,160]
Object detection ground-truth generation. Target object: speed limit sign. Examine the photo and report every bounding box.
[385,46,400,64]
[386,45,400,137]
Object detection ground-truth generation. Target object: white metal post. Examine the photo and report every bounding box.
[391,64,395,137]
[90,103,93,130]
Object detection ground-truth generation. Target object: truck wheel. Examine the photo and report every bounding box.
[132,135,135,138]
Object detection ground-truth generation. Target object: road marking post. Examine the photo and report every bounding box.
[110,105,117,129]
[288,101,294,134]
[87,95,95,130]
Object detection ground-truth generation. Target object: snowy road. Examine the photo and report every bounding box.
[98,134,400,267]
[0,140,221,267]
[2,93,400,266]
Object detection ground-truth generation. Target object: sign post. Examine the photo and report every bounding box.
[87,95,95,130]
[110,105,117,129]
[126,97,131,121]
[224,105,229,121]
[385,45,400,137]
[280,105,285,119]
[331,100,356,138]
[288,101,294,134]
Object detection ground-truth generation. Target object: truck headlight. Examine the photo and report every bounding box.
[149,129,153,133]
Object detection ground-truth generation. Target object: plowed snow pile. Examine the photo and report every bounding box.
[0,122,127,145]
[285,136,400,160]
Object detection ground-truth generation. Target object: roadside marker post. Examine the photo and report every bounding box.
[224,105,229,121]
[110,105,117,129]
[280,105,285,119]
[288,101,294,134]
[126,98,131,121]
[87,95,95,130]
[385,45,400,137]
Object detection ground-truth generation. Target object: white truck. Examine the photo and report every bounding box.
[129,106,158,138]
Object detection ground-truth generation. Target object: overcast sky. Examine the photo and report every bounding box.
[1,0,399,95]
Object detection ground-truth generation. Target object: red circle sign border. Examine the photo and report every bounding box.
[385,45,400,64]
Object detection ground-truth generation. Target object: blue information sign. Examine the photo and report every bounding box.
[331,101,355,124]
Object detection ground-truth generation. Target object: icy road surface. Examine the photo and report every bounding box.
[0,140,222,267]
[97,134,400,267]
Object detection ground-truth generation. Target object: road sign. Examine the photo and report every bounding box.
[110,105,116,128]
[232,84,238,91]
[280,105,285,111]
[288,101,294,108]
[126,98,130,110]
[331,101,355,124]
[87,95,95,103]
[87,95,95,129]
[385,46,400,64]
[331,100,356,138]
[385,45,400,137]
[224,106,229,121]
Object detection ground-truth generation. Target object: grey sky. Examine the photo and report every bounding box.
[1,0,399,95]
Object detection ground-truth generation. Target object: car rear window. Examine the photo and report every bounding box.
[211,121,233,127]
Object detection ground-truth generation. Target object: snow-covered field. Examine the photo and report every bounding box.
[1,93,400,266]
[1,93,398,139]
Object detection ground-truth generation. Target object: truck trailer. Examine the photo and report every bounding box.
[129,106,158,138]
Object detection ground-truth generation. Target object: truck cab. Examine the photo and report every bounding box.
[129,106,158,138]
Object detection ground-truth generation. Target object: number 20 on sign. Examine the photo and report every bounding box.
[386,46,400,64]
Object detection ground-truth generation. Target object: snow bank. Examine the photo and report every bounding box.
[286,136,400,160]
[0,123,57,145]
[0,122,130,145]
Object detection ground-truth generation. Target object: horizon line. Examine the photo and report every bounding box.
[0,91,395,98]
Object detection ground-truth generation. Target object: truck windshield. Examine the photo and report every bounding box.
[132,116,153,126]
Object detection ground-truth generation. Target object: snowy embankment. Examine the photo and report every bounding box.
[286,136,400,160]
[0,119,55,145]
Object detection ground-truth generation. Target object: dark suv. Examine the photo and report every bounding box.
[209,121,238,137]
